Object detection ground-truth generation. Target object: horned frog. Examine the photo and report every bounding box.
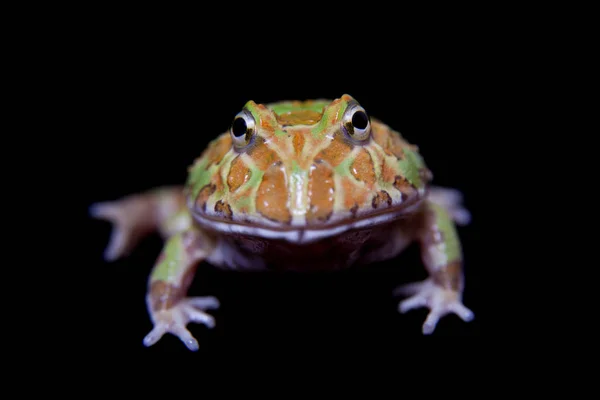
[90,94,474,350]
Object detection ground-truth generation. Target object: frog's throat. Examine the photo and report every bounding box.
[189,196,424,245]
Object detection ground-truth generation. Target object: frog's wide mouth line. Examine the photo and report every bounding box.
[189,197,423,244]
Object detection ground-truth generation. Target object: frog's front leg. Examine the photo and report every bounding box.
[394,201,474,334]
[142,227,219,351]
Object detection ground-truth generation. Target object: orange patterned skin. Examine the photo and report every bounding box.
[185,94,432,232]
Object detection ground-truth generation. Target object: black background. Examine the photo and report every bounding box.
[68,39,492,359]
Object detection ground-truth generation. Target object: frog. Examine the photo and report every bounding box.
[90,94,474,351]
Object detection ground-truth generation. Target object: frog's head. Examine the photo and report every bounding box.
[185,94,432,243]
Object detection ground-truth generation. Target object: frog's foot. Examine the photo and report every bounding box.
[394,279,474,334]
[89,198,154,261]
[427,186,471,225]
[143,296,220,351]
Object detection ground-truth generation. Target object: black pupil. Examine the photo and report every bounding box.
[232,117,247,137]
[352,110,368,130]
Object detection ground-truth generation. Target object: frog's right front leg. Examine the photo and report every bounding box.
[142,228,219,351]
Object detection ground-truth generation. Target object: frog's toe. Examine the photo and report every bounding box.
[392,280,427,297]
[186,296,220,310]
[395,279,474,334]
[143,322,199,351]
[427,186,471,225]
[144,297,218,351]
[89,201,136,261]
[420,301,474,335]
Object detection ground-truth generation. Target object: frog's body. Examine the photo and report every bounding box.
[90,94,474,350]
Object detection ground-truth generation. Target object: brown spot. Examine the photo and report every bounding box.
[316,135,353,167]
[205,134,232,166]
[394,175,416,201]
[227,155,252,192]
[194,184,216,212]
[350,149,376,188]
[256,164,291,224]
[292,131,305,155]
[307,162,334,224]
[214,200,233,219]
[275,109,323,126]
[372,190,392,209]
[431,261,462,291]
[247,137,280,170]
[350,204,359,217]
[149,281,183,311]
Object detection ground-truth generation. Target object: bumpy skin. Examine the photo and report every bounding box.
[90,94,474,350]
[186,95,430,229]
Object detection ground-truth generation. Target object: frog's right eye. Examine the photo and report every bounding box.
[230,110,256,149]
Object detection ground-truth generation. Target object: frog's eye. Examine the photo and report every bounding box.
[230,109,256,149]
[342,102,371,143]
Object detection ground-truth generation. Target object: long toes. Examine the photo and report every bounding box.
[184,306,216,328]
[172,325,199,351]
[449,303,475,322]
[422,309,443,335]
[103,227,132,261]
[393,281,426,297]
[89,202,122,220]
[186,296,220,310]
[428,186,463,206]
[452,208,471,226]
[143,324,167,347]
[399,294,427,313]
[90,201,133,261]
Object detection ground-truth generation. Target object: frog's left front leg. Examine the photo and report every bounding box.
[394,201,474,334]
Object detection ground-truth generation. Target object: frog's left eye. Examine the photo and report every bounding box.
[342,102,371,143]
[230,109,256,149]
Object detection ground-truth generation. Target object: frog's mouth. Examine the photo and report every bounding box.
[189,194,424,244]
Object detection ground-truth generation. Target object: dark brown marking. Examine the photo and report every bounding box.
[431,261,462,291]
[394,175,416,202]
[393,175,414,190]
[350,204,359,217]
[372,190,392,209]
[214,200,233,219]
[195,184,216,212]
